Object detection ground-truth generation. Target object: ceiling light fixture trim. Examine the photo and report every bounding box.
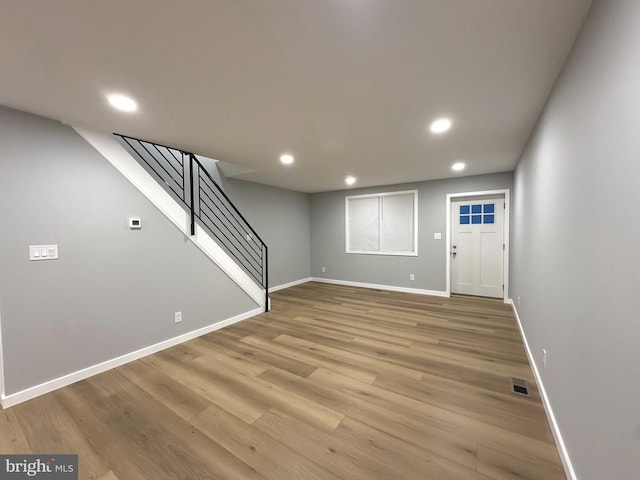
[345,175,357,186]
[280,154,295,165]
[107,93,138,113]
[430,117,452,134]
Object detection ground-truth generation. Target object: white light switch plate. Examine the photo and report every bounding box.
[434,232,442,240]
[29,245,59,261]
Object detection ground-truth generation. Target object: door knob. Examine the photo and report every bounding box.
[451,251,457,258]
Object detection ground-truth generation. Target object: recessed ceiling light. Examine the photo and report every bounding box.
[452,162,466,171]
[280,154,294,165]
[430,118,452,134]
[107,94,138,112]
[345,176,357,186]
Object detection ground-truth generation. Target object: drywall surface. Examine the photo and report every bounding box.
[0,107,257,395]
[511,0,640,478]
[310,172,512,291]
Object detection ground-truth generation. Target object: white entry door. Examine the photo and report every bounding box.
[451,195,504,298]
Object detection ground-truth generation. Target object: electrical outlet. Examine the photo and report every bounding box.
[322,266,326,273]
[517,296,521,306]
[542,348,547,368]
[174,311,183,324]
[409,273,415,281]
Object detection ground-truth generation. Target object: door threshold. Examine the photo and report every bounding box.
[451,293,504,302]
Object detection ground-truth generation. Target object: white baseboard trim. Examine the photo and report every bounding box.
[270,277,312,292]
[311,277,448,298]
[509,300,577,480]
[0,307,262,409]
[0,308,5,402]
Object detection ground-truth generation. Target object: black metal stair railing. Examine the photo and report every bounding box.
[115,134,269,312]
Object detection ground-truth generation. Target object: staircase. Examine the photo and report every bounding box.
[74,127,269,311]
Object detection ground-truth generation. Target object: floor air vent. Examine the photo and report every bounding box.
[509,377,530,397]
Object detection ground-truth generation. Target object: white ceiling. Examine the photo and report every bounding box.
[0,0,592,193]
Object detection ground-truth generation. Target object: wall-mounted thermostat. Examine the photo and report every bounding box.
[129,218,142,229]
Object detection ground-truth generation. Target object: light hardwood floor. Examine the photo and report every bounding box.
[0,282,565,480]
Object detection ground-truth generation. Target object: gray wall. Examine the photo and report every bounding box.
[511,1,640,478]
[310,172,513,292]
[0,107,257,395]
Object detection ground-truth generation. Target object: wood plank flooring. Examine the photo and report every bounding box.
[0,282,565,479]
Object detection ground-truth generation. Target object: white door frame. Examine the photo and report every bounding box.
[446,189,510,302]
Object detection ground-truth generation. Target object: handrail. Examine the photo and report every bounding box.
[119,135,186,202]
[189,154,195,236]
[114,133,269,312]
[190,154,266,246]
[192,161,264,276]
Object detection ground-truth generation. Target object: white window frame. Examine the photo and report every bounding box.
[345,190,418,256]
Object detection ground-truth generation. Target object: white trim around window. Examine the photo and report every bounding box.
[345,190,418,256]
